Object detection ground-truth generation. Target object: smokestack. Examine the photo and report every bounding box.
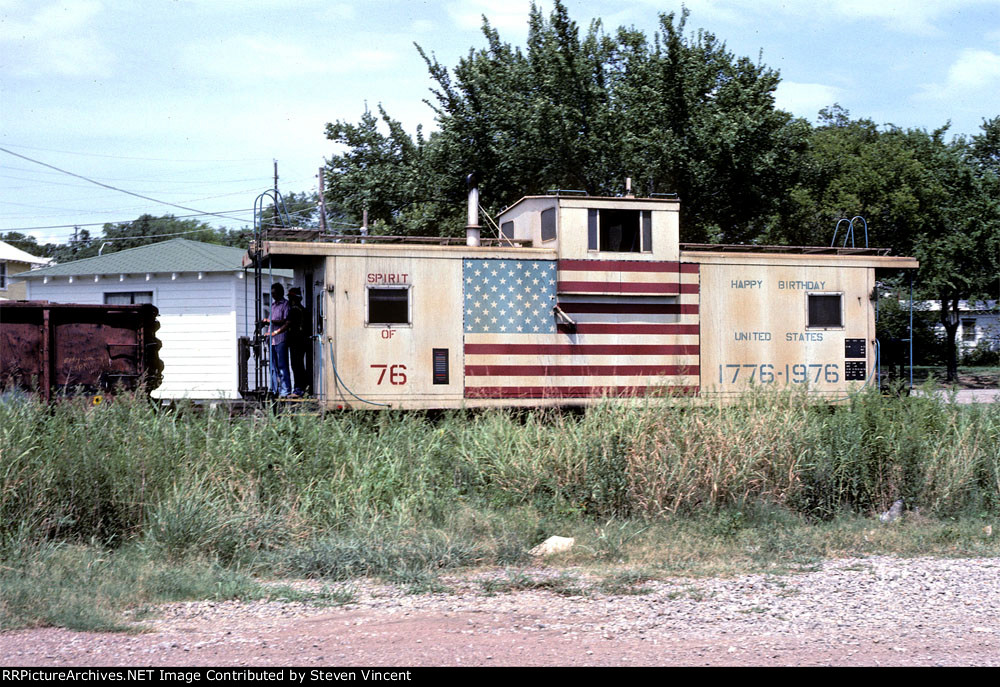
[466,172,481,247]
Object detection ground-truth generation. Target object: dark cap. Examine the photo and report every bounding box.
[288,287,302,298]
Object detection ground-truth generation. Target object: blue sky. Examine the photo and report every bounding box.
[2,0,999,245]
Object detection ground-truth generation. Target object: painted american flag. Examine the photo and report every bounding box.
[463,257,700,399]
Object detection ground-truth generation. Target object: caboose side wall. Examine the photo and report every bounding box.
[692,252,880,396]
[311,243,559,408]
[260,195,916,409]
[325,251,464,406]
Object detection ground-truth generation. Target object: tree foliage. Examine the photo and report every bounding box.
[319,0,1000,379]
[775,106,1000,379]
[3,215,258,264]
[324,106,434,235]
[323,1,807,241]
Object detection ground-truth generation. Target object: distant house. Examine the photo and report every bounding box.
[917,300,1000,355]
[0,240,51,300]
[19,239,292,400]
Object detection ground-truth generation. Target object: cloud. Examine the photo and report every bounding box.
[775,81,843,119]
[640,0,998,35]
[447,0,534,31]
[319,3,355,21]
[182,35,397,81]
[0,0,113,77]
[411,19,436,34]
[917,48,1000,100]
[818,0,997,34]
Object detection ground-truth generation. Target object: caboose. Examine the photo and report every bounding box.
[243,186,917,409]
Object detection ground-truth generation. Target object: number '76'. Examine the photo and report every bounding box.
[370,364,407,385]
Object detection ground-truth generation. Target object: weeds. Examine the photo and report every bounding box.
[480,570,586,597]
[1,390,997,630]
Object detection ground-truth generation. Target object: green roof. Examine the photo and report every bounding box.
[21,239,290,278]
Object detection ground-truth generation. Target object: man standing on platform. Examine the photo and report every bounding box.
[264,283,291,397]
[287,286,308,397]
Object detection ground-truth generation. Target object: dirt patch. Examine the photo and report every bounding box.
[957,370,1000,389]
[3,557,998,667]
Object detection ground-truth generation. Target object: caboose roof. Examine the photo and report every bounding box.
[498,193,679,217]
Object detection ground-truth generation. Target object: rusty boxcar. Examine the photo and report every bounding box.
[0,301,162,402]
[244,188,918,409]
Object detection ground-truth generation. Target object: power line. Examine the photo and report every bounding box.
[0,208,255,235]
[0,166,270,185]
[0,141,270,163]
[0,187,268,220]
[0,147,251,223]
[1,226,251,249]
[94,228,250,243]
[0,201,328,238]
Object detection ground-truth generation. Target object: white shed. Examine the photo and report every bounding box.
[0,240,51,300]
[20,239,292,400]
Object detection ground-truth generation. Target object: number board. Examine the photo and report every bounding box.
[844,338,866,359]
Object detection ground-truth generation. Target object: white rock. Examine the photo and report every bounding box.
[529,535,575,556]
[879,499,904,523]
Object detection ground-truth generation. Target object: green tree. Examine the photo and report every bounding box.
[323,2,807,241]
[97,214,222,255]
[42,215,261,263]
[49,228,97,262]
[926,118,1000,379]
[764,105,944,249]
[324,105,436,235]
[782,107,1000,380]
[257,191,321,231]
[612,10,808,242]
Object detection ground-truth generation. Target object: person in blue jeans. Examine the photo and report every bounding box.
[264,283,292,397]
[287,286,308,397]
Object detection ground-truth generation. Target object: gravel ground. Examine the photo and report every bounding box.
[912,388,1000,404]
[2,555,999,667]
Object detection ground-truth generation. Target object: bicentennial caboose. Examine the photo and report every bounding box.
[248,192,918,409]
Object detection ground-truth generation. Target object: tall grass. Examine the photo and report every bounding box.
[1,389,997,630]
[2,390,998,556]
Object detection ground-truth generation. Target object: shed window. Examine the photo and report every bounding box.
[587,209,652,253]
[501,221,514,239]
[962,318,976,342]
[807,293,843,328]
[0,263,6,289]
[104,291,153,305]
[368,286,410,326]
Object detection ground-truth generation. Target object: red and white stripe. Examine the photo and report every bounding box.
[464,260,700,399]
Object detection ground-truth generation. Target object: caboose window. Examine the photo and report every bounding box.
[540,208,556,242]
[367,286,410,326]
[807,293,843,328]
[588,209,652,253]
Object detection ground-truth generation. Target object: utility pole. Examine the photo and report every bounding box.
[272,160,280,229]
[317,167,328,234]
